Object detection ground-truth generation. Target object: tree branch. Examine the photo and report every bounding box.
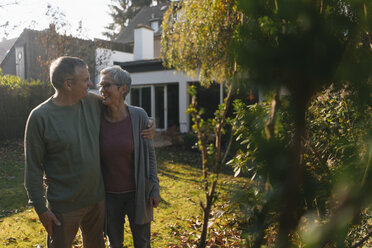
[350,228,372,248]
[221,125,234,165]
[0,1,18,8]
[265,89,281,139]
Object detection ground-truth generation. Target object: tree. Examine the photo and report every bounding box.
[0,0,19,38]
[36,4,128,86]
[163,0,372,247]
[231,85,371,247]
[231,0,372,247]
[33,5,95,83]
[103,0,170,40]
[162,1,240,247]
[0,0,18,7]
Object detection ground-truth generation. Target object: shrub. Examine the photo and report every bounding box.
[0,70,52,140]
[182,132,198,151]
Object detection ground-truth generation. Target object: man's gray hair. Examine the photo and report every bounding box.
[100,65,132,99]
[50,56,87,89]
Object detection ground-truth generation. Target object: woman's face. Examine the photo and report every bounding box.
[98,74,124,106]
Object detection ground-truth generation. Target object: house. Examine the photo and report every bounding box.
[0,38,16,64]
[0,26,129,85]
[97,3,226,134]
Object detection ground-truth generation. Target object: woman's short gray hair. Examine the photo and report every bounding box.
[100,65,132,99]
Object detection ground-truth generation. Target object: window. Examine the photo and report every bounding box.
[130,83,179,131]
[150,21,159,32]
[155,86,165,129]
[167,84,179,128]
[131,87,151,116]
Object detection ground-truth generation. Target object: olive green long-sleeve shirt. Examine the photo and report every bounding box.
[24,93,104,215]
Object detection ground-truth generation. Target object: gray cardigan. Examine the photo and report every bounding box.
[128,105,160,224]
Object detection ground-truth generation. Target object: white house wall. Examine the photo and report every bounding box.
[95,48,133,84]
[129,70,196,133]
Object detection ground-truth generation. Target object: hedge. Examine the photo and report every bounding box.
[0,70,52,140]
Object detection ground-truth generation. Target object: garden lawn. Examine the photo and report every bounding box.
[0,141,248,247]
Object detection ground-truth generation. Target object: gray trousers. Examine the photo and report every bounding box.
[105,192,151,248]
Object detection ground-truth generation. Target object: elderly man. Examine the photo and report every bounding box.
[24,56,154,248]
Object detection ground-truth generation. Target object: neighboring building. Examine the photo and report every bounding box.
[0,26,95,82]
[0,38,16,64]
[0,26,129,85]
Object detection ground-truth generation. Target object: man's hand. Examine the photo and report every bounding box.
[150,196,161,208]
[38,210,61,236]
[141,118,156,139]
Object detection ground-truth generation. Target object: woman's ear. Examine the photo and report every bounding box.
[120,85,128,95]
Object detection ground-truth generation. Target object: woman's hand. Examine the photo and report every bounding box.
[141,118,156,139]
[150,195,161,208]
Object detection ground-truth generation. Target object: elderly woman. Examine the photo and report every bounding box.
[98,65,161,248]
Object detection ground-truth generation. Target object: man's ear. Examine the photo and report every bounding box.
[63,80,73,91]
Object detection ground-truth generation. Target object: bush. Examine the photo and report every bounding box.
[182,132,198,151]
[230,85,372,246]
[0,70,52,140]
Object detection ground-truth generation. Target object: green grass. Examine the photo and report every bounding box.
[0,140,28,213]
[0,142,248,247]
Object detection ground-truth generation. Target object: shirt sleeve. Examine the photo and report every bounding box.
[24,110,48,215]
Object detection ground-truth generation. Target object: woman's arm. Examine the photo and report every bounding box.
[138,108,161,206]
[147,138,161,207]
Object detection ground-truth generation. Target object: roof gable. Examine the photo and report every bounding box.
[0,38,17,63]
[115,3,169,44]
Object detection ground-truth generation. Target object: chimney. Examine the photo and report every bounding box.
[134,25,154,60]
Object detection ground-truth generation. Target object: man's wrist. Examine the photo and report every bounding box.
[34,203,48,215]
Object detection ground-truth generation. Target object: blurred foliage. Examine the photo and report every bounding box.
[234,0,372,99]
[230,85,371,247]
[230,0,372,247]
[162,0,372,247]
[0,69,52,140]
[162,0,239,86]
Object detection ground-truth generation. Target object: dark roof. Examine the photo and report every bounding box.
[0,38,17,63]
[93,38,132,53]
[116,3,170,44]
[114,59,169,73]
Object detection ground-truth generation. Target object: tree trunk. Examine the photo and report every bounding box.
[198,181,217,248]
[198,84,233,248]
[278,89,308,247]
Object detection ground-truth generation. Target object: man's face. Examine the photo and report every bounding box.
[70,66,93,100]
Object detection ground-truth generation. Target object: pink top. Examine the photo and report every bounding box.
[100,114,136,193]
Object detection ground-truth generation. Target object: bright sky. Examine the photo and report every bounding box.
[0,0,114,41]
